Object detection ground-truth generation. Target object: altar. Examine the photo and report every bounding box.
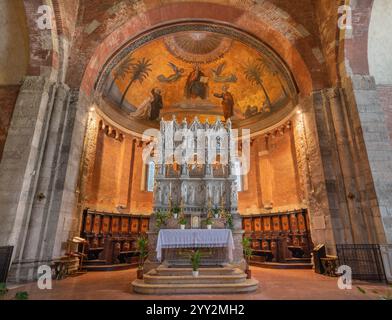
[156,229,235,262]
[132,117,258,294]
[142,117,246,270]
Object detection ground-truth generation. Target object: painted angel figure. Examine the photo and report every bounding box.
[157,62,185,83]
[212,62,237,83]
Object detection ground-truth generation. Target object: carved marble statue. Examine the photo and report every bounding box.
[153,117,238,214]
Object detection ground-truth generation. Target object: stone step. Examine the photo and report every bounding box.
[251,261,313,269]
[144,270,247,284]
[132,278,259,294]
[84,259,107,265]
[155,266,238,276]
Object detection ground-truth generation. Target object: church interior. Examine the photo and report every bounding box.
[1,0,392,300]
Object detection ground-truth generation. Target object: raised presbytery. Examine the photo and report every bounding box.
[131,117,258,294]
[0,0,392,300]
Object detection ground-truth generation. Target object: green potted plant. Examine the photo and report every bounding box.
[172,205,180,219]
[179,214,187,230]
[0,283,8,300]
[242,237,253,279]
[190,250,201,277]
[15,292,29,300]
[212,207,220,219]
[205,214,213,230]
[136,236,149,279]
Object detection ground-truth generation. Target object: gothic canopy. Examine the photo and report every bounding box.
[97,23,298,134]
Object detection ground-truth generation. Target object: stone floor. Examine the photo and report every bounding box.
[5,267,391,300]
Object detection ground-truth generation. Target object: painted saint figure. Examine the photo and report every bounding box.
[214,85,234,120]
[149,88,163,120]
[129,88,163,121]
[185,65,208,99]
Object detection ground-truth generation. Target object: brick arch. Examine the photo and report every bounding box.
[340,0,374,78]
[24,0,58,76]
[22,0,63,79]
[77,1,325,97]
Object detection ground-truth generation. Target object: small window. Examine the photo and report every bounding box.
[146,161,155,192]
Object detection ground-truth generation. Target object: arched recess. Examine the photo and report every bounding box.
[74,1,344,255]
[91,21,300,135]
[3,0,360,281]
[76,1,323,98]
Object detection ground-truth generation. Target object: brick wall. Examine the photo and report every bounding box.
[239,129,302,214]
[0,85,20,160]
[85,121,302,215]
[85,124,153,214]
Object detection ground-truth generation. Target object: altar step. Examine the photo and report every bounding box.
[132,266,259,294]
[144,269,246,284]
[154,266,237,276]
[250,261,313,269]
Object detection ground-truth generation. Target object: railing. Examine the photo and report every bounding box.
[0,246,13,282]
[336,244,387,282]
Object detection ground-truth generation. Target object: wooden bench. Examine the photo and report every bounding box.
[252,249,273,262]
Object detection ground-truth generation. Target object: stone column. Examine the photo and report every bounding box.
[259,134,273,209]
[231,214,246,270]
[324,88,370,243]
[0,76,88,281]
[346,75,392,244]
[293,93,348,254]
[253,136,263,209]
[0,76,57,249]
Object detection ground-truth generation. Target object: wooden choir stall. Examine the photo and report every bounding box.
[80,209,150,271]
[242,209,313,266]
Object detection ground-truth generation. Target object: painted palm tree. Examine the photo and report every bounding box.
[120,57,152,108]
[243,60,272,110]
[257,57,289,98]
[106,55,135,95]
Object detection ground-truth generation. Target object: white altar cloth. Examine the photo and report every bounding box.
[156,229,235,262]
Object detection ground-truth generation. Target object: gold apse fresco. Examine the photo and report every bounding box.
[103,31,293,124]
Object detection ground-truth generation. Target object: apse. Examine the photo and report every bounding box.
[95,23,298,134]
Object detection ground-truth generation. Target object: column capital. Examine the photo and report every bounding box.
[324,87,341,100]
